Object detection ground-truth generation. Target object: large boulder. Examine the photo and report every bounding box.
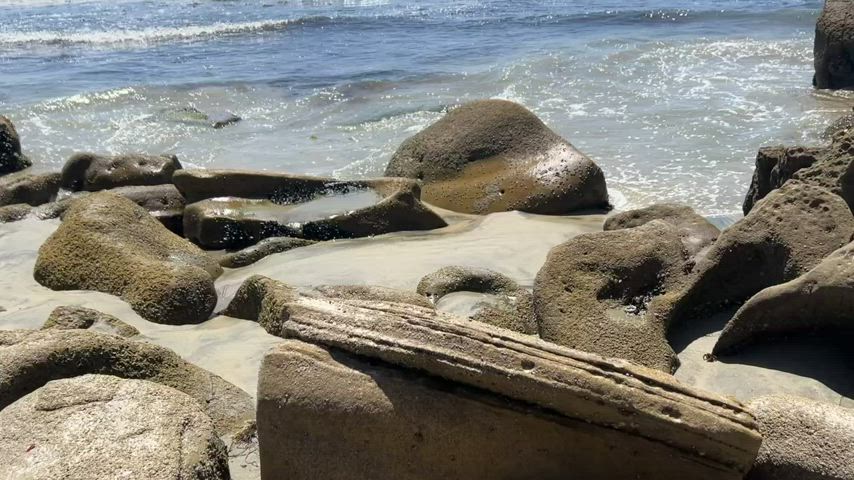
[604,203,719,257]
[34,192,222,325]
[713,239,854,355]
[173,168,334,203]
[255,287,760,479]
[60,152,182,191]
[746,395,854,480]
[0,374,230,480]
[0,329,253,434]
[742,146,824,214]
[534,220,688,371]
[184,178,446,249]
[385,99,609,215]
[814,0,854,89]
[0,115,31,175]
[656,181,854,325]
[42,305,140,337]
[0,170,61,206]
[219,236,316,268]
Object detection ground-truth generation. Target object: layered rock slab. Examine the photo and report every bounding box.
[0,329,253,434]
[385,99,609,215]
[34,192,222,325]
[714,239,854,355]
[0,374,230,480]
[253,282,760,479]
[746,395,854,480]
[534,220,688,371]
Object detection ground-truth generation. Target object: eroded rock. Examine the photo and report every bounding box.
[42,305,140,337]
[742,146,824,214]
[173,168,333,203]
[60,152,182,192]
[746,395,854,480]
[0,170,61,207]
[416,265,520,301]
[814,0,854,89]
[713,240,854,355]
[34,192,222,325]
[0,329,253,434]
[604,203,719,257]
[385,99,609,215]
[0,116,31,175]
[0,374,230,480]
[219,236,316,268]
[312,284,433,309]
[534,220,688,371]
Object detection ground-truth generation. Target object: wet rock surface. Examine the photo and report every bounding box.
[42,305,140,337]
[0,374,231,480]
[60,152,182,191]
[220,236,316,268]
[173,168,334,203]
[604,203,719,257]
[385,99,609,215]
[0,170,61,207]
[34,192,222,325]
[814,0,854,89]
[0,116,31,175]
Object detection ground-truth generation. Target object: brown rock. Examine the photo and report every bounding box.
[0,116,31,175]
[34,192,222,325]
[312,284,433,309]
[814,0,854,89]
[60,152,182,191]
[42,305,140,337]
[416,265,520,301]
[219,236,316,268]
[0,203,32,222]
[0,329,254,434]
[0,170,61,207]
[604,203,720,257]
[173,168,333,203]
[385,99,609,215]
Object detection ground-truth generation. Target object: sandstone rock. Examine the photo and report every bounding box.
[791,133,854,210]
[416,265,520,300]
[657,181,854,325]
[534,220,687,371]
[0,374,230,480]
[0,329,253,434]
[184,179,446,249]
[746,395,854,480]
[713,240,854,355]
[312,284,434,309]
[220,236,316,268]
[42,305,140,337]
[823,110,854,138]
[0,203,32,222]
[220,274,299,324]
[814,0,854,89]
[34,192,222,325]
[60,152,182,192]
[743,146,824,214]
[255,292,760,479]
[0,115,31,175]
[469,288,538,335]
[173,168,333,203]
[604,203,719,257]
[385,99,609,215]
[0,170,61,206]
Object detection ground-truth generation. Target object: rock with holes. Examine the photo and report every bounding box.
[746,395,854,480]
[604,203,719,257]
[0,170,61,207]
[653,181,854,327]
[790,131,854,210]
[742,146,825,214]
[254,284,760,479]
[220,236,316,268]
[0,374,230,480]
[60,152,182,192]
[533,220,688,371]
[385,99,609,215]
[823,111,854,138]
[42,305,139,338]
[815,0,854,89]
[0,329,253,434]
[0,116,31,175]
[713,239,854,355]
[34,192,222,325]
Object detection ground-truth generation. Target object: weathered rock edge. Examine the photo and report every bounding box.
[232,275,760,476]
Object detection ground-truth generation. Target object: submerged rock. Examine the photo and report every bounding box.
[534,220,687,371]
[713,240,854,356]
[60,152,182,192]
[0,329,254,434]
[0,170,61,207]
[0,116,31,175]
[0,374,230,480]
[0,203,33,222]
[746,395,854,480]
[469,288,538,335]
[34,192,222,325]
[385,99,609,215]
[657,181,854,325]
[255,289,760,479]
[184,178,446,249]
[604,203,719,257]
[42,305,140,338]
[743,146,824,214]
[219,236,316,268]
[814,0,854,89]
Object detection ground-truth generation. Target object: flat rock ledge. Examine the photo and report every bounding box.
[0,374,230,480]
[239,276,760,479]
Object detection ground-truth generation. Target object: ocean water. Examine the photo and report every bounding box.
[2,0,852,216]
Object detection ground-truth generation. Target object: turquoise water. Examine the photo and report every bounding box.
[1,0,851,215]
